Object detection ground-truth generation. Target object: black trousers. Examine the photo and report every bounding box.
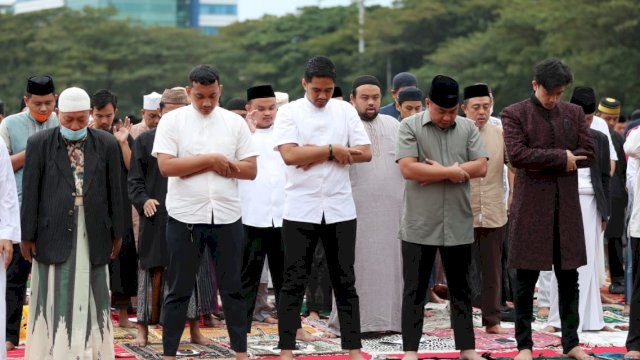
[277,218,361,350]
[4,244,30,345]
[402,241,475,351]
[608,236,625,285]
[162,217,247,356]
[241,225,285,333]
[475,226,505,327]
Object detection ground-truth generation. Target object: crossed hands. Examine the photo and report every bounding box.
[566,150,587,172]
[296,144,362,171]
[419,160,470,186]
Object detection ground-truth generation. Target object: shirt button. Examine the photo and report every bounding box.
[67,228,72,232]
[68,210,74,216]
[72,192,76,196]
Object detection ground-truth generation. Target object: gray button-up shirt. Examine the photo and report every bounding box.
[396,111,488,246]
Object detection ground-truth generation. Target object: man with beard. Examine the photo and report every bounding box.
[273,56,371,360]
[327,75,404,335]
[90,89,138,328]
[0,75,59,351]
[397,75,487,360]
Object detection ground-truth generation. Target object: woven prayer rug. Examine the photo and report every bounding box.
[119,342,236,359]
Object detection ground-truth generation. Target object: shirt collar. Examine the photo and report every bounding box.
[421,110,457,130]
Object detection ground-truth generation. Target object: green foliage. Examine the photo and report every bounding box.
[0,1,637,115]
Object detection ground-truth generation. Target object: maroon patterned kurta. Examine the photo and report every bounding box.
[503,95,594,270]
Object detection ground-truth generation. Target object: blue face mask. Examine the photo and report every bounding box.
[60,125,88,141]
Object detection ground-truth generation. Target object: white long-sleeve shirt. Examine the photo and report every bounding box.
[624,128,640,237]
[0,137,20,243]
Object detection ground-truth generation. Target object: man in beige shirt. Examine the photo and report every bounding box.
[461,84,512,334]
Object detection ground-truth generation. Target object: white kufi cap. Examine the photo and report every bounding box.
[58,87,90,112]
[143,91,162,110]
[275,91,289,109]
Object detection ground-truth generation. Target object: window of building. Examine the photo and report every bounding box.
[200,4,236,15]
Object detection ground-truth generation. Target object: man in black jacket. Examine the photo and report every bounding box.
[20,87,124,359]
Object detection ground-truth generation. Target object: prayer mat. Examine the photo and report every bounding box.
[579,332,628,347]
[424,328,561,350]
[120,342,236,359]
[235,334,345,356]
[361,334,456,354]
[603,310,630,324]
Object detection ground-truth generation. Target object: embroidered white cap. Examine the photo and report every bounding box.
[143,91,162,110]
[58,87,90,112]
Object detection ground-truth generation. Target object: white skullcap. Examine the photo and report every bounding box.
[58,87,90,112]
[275,91,289,108]
[143,91,162,110]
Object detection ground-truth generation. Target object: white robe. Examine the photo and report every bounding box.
[328,114,404,334]
[0,137,21,359]
[546,169,604,331]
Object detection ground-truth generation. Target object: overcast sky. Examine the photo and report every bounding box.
[237,0,393,21]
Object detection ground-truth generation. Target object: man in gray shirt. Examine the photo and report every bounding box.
[396,75,488,360]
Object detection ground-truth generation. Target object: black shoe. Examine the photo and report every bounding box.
[609,283,625,294]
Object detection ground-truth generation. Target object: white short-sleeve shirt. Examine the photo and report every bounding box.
[238,126,286,228]
[152,104,258,225]
[272,96,371,224]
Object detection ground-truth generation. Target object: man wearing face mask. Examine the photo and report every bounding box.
[0,75,59,352]
[21,87,124,359]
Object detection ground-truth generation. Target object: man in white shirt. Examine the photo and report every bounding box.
[239,84,285,327]
[152,65,258,360]
[273,56,372,360]
[0,137,20,359]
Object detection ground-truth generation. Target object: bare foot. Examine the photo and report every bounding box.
[189,322,213,345]
[423,309,434,318]
[543,325,559,333]
[624,304,631,316]
[5,342,15,351]
[118,308,135,328]
[460,349,484,360]
[601,325,616,332]
[486,324,509,334]
[307,311,320,320]
[235,352,249,360]
[537,307,549,318]
[133,325,148,347]
[515,349,533,360]
[296,327,320,342]
[280,349,294,360]
[319,331,337,339]
[349,349,365,360]
[402,351,419,360]
[625,350,640,359]
[429,288,447,304]
[564,346,593,360]
[262,316,278,324]
[601,294,617,304]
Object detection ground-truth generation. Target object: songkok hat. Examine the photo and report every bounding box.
[143,91,162,110]
[333,86,343,99]
[58,87,90,112]
[351,75,381,92]
[225,97,247,111]
[570,86,597,114]
[247,84,275,101]
[392,72,418,90]
[598,97,621,115]
[631,109,640,121]
[463,84,490,100]
[275,92,289,108]
[428,75,459,109]
[398,87,423,103]
[27,75,55,96]
[161,88,189,105]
